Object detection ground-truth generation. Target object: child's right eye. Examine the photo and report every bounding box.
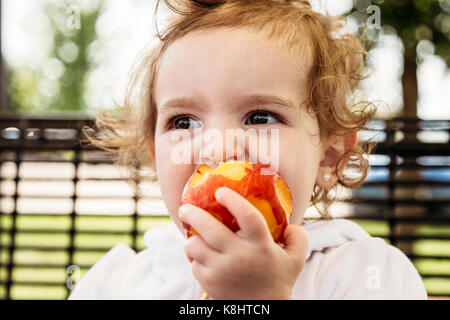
[166,113,201,130]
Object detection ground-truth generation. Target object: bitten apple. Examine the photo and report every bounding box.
[180,160,293,243]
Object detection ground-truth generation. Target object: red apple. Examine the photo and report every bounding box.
[181,160,293,243]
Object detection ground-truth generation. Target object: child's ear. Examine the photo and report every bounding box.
[316,130,358,188]
[145,138,156,160]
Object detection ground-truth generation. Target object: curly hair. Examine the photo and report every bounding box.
[82,0,378,220]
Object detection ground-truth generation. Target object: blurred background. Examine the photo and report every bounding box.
[0,0,449,299]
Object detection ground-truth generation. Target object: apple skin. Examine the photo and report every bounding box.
[180,160,293,243]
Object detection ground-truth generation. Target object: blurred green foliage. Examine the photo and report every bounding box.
[350,0,450,64]
[379,0,450,65]
[347,0,450,117]
[7,1,102,114]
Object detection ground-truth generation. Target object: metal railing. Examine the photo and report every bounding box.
[0,115,449,299]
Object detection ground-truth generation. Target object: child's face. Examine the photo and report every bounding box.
[150,27,325,234]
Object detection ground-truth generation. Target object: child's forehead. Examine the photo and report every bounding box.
[160,27,312,69]
[155,27,312,107]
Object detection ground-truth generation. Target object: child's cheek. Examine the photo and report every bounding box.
[276,134,318,225]
[156,154,195,233]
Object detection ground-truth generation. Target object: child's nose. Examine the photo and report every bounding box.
[197,126,251,167]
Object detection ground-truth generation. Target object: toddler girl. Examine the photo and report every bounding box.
[68,0,427,299]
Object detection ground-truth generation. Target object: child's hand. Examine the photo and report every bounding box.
[178,187,308,300]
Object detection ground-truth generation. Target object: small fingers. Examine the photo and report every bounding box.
[179,204,235,252]
[184,235,218,265]
[191,260,212,290]
[215,187,271,242]
[283,224,309,266]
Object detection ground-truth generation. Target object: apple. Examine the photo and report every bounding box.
[180,160,293,243]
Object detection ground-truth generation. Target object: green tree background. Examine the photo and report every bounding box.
[349,0,450,118]
[6,0,102,114]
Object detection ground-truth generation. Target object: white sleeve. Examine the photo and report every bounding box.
[315,237,428,299]
[67,244,137,300]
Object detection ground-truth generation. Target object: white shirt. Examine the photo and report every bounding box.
[67,219,428,300]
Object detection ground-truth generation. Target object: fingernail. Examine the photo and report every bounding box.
[179,204,189,216]
[215,187,225,199]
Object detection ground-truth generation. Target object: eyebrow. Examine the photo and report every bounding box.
[158,94,299,112]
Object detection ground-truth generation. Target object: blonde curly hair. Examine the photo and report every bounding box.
[82,0,378,219]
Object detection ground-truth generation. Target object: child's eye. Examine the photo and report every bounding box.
[166,113,201,130]
[165,109,284,130]
[245,110,284,125]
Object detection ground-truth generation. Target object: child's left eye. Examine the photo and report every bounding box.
[245,110,284,125]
